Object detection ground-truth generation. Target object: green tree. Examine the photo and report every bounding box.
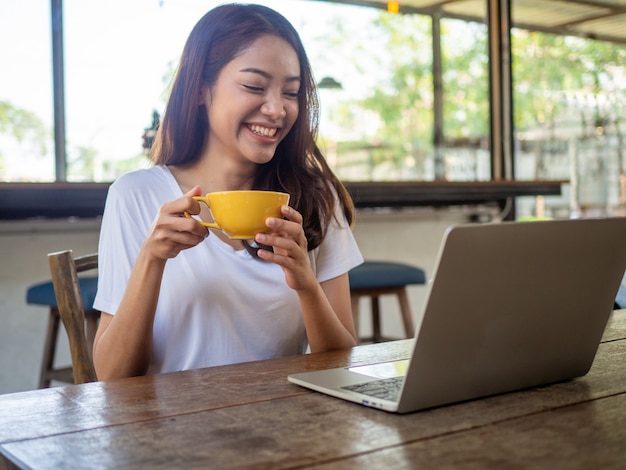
[68,145,97,181]
[317,12,433,179]
[0,100,49,176]
[317,12,488,179]
[359,13,433,178]
[441,19,489,139]
[512,30,625,181]
[513,31,625,132]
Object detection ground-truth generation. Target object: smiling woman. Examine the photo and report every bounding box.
[156,34,301,169]
[89,3,363,381]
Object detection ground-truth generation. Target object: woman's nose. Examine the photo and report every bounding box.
[261,92,287,120]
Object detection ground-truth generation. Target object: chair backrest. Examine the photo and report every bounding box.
[48,250,98,384]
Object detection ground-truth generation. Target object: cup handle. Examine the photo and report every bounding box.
[183,196,221,229]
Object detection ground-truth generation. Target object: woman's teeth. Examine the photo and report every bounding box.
[249,124,277,137]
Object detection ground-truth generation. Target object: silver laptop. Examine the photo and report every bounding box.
[288,217,626,413]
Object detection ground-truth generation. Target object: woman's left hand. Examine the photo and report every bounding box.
[255,205,316,291]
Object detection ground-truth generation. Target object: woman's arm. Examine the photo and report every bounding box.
[297,272,357,352]
[92,186,208,380]
[92,251,167,379]
[255,205,357,352]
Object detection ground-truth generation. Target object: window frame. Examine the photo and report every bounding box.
[0,0,565,220]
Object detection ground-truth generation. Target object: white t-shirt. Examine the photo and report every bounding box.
[93,165,363,374]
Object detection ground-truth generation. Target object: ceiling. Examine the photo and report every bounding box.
[327,0,626,45]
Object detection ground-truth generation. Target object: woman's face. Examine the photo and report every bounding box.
[201,34,301,167]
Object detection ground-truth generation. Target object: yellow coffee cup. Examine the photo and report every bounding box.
[184,190,290,239]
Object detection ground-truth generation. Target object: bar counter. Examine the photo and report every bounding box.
[0,180,564,219]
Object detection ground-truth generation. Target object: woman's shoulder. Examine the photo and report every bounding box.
[106,166,180,210]
[110,165,169,191]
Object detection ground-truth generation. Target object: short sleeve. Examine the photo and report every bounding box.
[309,197,363,283]
[93,168,177,315]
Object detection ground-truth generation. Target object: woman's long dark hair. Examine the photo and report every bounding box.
[150,3,354,250]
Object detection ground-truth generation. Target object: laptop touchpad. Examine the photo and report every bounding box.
[348,359,409,379]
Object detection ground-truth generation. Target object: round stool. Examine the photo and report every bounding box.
[349,261,426,343]
[26,277,99,388]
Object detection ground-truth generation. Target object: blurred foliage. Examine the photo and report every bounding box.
[316,9,625,180]
[0,100,49,174]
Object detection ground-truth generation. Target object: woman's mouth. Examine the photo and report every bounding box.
[248,124,278,137]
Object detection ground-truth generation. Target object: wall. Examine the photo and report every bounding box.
[350,207,474,338]
[0,207,476,395]
[0,219,101,394]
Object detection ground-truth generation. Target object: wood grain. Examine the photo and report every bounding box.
[1,311,624,469]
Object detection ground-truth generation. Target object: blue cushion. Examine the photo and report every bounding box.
[349,261,426,290]
[26,277,99,311]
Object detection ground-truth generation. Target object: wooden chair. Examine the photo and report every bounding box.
[27,277,99,387]
[47,250,99,384]
[349,261,426,343]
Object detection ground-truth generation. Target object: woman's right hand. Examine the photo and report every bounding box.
[143,185,209,260]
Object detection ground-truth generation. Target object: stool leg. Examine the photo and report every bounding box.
[39,307,61,388]
[397,288,415,339]
[371,296,382,343]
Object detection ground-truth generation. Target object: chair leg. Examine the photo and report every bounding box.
[39,307,61,388]
[371,295,382,343]
[397,288,415,339]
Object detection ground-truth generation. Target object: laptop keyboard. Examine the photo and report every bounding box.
[342,376,404,402]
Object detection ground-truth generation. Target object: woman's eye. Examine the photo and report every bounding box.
[284,91,299,99]
[243,84,263,93]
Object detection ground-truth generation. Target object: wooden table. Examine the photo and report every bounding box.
[2,310,625,469]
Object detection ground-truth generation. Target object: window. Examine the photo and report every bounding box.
[440,18,489,181]
[2,0,336,182]
[2,0,622,220]
[512,29,626,218]
[1,0,489,184]
[0,0,54,181]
